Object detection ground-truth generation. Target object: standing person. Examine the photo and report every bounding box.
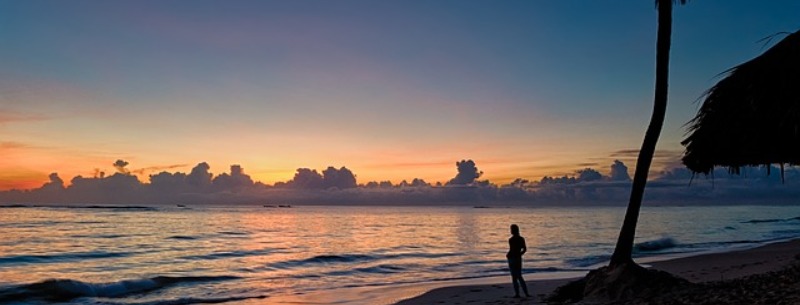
[507,224,531,298]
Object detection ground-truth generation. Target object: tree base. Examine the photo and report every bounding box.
[547,262,692,304]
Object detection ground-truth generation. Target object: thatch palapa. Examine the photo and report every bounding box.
[682,30,800,175]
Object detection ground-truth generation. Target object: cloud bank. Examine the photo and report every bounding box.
[2,158,800,206]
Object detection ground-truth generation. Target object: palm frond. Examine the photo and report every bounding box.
[682,30,800,174]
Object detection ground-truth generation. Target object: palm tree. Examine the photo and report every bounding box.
[610,0,687,267]
[548,3,691,301]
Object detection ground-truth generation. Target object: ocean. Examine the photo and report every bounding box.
[1,204,800,304]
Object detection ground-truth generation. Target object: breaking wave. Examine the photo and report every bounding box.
[634,237,678,252]
[0,275,240,303]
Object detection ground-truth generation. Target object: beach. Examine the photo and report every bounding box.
[392,239,800,304]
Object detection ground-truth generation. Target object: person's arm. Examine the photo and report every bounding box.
[520,237,527,256]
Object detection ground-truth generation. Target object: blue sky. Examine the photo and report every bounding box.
[1,0,798,189]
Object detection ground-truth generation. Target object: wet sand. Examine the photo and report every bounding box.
[392,239,800,305]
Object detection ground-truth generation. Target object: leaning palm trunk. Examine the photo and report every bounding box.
[610,0,674,267]
[547,2,690,302]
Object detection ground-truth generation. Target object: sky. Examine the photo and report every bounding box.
[1,0,799,190]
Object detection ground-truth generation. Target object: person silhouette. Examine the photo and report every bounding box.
[507,224,531,298]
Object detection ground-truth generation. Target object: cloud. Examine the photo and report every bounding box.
[321,166,357,189]
[213,164,255,191]
[42,173,65,191]
[186,162,212,189]
[447,160,483,185]
[149,170,188,191]
[0,141,30,149]
[577,168,602,182]
[283,166,357,189]
[609,160,631,181]
[130,164,189,176]
[4,158,800,206]
[285,168,324,189]
[63,172,142,203]
[0,111,48,125]
[113,159,130,174]
[539,165,612,185]
[410,178,430,187]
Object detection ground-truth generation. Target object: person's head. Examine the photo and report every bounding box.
[510,224,519,236]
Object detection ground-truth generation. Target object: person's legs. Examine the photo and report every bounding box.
[508,258,521,297]
[511,275,520,297]
[517,275,530,297]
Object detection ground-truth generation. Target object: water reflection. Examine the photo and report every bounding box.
[2,205,800,304]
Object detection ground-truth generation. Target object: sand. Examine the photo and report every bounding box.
[392,239,800,305]
[255,239,800,304]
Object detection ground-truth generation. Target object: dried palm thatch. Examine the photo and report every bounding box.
[682,30,800,175]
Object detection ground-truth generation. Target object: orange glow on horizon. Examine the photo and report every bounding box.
[0,171,48,191]
[0,153,644,191]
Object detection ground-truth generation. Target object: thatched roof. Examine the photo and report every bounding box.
[682,30,800,175]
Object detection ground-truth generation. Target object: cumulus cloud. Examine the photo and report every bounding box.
[4,158,800,206]
[410,178,430,187]
[113,159,130,174]
[213,164,255,191]
[448,160,482,185]
[149,171,188,191]
[40,173,64,191]
[322,166,357,189]
[283,166,358,189]
[609,160,631,181]
[286,168,324,189]
[577,168,603,182]
[503,178,530,188]
[186,162,212,189]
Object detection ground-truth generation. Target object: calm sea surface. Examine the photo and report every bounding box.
[2,204,800,304]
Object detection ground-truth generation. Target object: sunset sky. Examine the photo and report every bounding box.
[1,1,798,190]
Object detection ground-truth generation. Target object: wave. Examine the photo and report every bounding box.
[565,238,679,268]
[564,254,611,268]
[0,204,27,208]
[217,231,249,236]
[78,205,157,210]
[267,252,457,270]
[0,204,159,212]
[769,229,800,238]
[0,251,133,266]
[266,254,368,269]
[743,218,784,224]
[179,248,277,260]
[0,275,239,303]
[360,264,407,272]
[70,234,128,239]
[634,237,678,252]
[103,295,268,305]
[323,264,409,276]
[742,216,800,224]
[301,254,375,264]
[167,235,198,240]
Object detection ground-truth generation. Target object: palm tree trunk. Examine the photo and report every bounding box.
[610,0,673,267]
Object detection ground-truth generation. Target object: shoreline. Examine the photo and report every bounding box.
[388,238,800,305]
[258,238,800,305]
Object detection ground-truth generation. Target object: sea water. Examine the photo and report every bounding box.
[1,204,799,304]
